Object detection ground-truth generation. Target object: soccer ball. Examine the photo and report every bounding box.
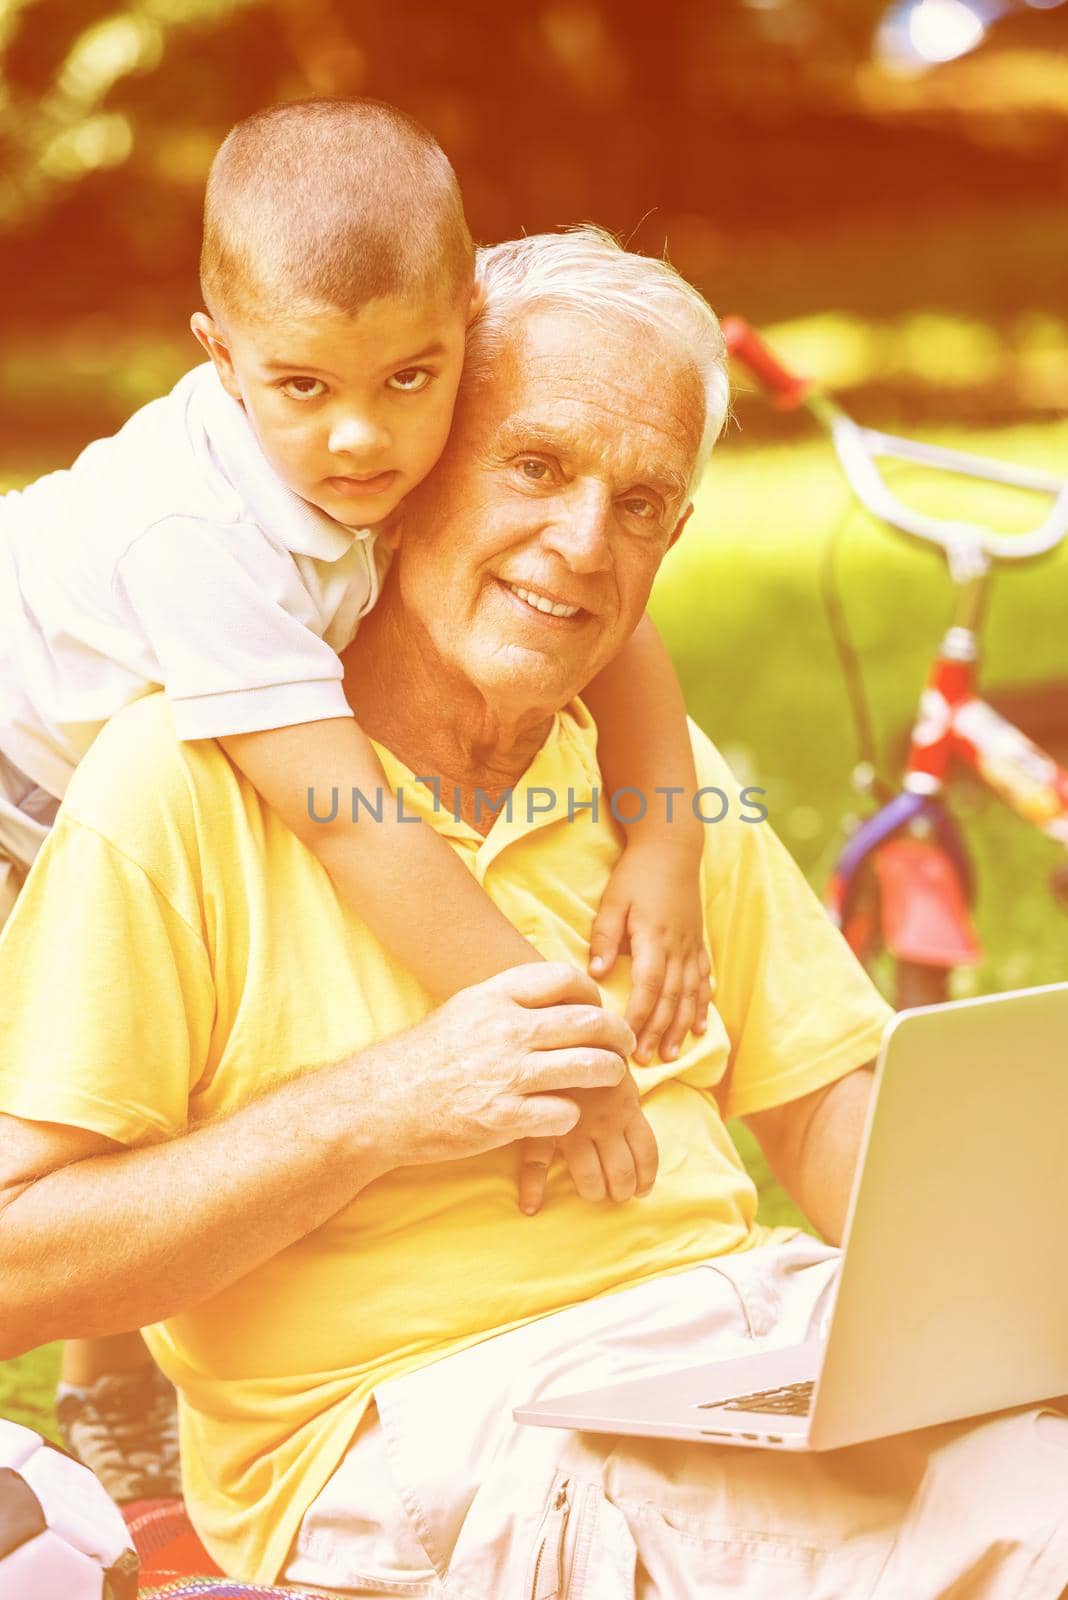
[0,1418,139,1598]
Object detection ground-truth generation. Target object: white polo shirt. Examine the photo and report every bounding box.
[0,363,389,798]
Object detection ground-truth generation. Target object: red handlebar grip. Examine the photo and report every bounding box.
[721,316,810,410]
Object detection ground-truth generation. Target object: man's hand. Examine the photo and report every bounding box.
[0,962,633,1357]
[368,962,637,1171]
[589,839,712,1064]
[516,1070,658,1215]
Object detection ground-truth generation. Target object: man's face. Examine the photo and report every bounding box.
[192,288,475,528]
[395,306,702,712]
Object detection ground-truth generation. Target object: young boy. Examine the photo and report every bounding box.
[0,99,713,1493]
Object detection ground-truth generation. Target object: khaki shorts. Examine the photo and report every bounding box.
[284,1233,1068,1598]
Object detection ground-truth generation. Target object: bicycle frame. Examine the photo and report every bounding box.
[722,316,1068,976]
[826,622,1068,970]
[907,644,1068,845]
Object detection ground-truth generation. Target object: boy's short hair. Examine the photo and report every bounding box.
[201,98,474,326]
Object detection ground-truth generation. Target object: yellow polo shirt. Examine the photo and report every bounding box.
[0,692,891,1582]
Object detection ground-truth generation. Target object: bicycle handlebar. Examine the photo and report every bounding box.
[722,314,1068,568]
[828,412,1068,569]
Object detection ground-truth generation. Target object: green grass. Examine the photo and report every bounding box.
[0,1345,62,1443]
[2,416,1065,1441]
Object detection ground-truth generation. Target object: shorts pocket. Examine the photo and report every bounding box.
[613,1497,887,1600]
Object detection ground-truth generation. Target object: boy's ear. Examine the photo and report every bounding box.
[668,501,694,550]
[466,276,486,326]
[190,312,243,404]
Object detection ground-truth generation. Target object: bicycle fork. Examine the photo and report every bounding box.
[829,617,1068,976]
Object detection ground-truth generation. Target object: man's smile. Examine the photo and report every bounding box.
[496,576,590,623]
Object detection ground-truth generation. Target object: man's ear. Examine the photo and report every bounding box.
[668,501,695,550]
[190,312,243,405]
[466,275,486,326]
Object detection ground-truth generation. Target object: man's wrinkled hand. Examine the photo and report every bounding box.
[369,962,635,1172]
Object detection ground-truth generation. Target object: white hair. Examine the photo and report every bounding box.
[472,225,729,493]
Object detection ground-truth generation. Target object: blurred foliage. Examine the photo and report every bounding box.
[0,0,1065,347]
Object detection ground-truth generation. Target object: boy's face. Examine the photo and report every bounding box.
[192,284,478,528]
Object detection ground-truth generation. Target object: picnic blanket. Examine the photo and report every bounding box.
[123,1497,338,1599]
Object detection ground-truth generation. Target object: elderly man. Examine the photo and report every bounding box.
[1,230,1066,1598]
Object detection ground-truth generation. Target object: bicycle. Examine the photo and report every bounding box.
[721,316,1068,1008]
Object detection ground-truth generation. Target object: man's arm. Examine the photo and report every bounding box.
[0,964,633,1360]
[743,1066,875,1245]
[0,1060,389,1359]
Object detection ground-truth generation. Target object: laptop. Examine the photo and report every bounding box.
[514,982,1068,1453]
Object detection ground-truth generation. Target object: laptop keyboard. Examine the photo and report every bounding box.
[700,1380,815,1416]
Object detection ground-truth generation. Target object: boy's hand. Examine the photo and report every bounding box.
[588,843,712,1064]
[517,1072,658,1215]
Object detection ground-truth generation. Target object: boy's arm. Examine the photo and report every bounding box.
[220,719,540,998]
[582,613,711,1062]
[222,718,661,1212]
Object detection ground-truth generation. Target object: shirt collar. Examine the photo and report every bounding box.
[373,698,603,873]
[189,362,373,561]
